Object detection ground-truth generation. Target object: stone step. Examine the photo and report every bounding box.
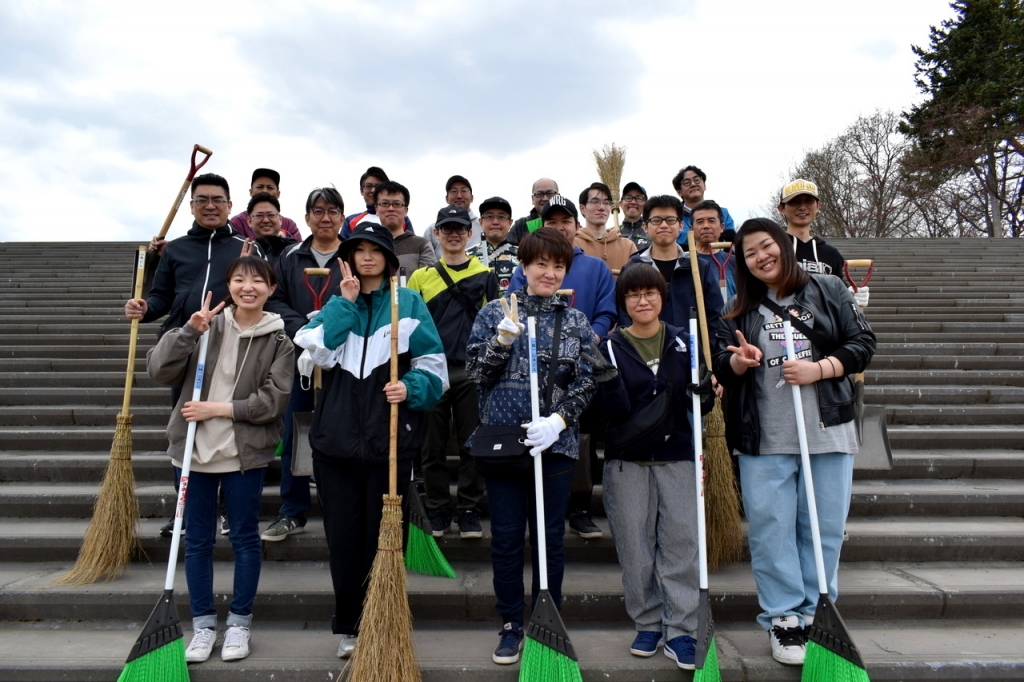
[0,405,168,427]
[2,560,1022,623]
[0,387,170,406]
[0,427,169,451]
[862,449,1024,480]
[0,359,146,372]
[878,343,1024,356]
[887,404,1024,426]
[868,370,1024,387]
[871,355,1024,371]
[886,425,1024,449]
[0,373,162,389]
[4,516,1022,565]
[0,346,155,359]
[4,619,1022,682]
[865,385,1024,405]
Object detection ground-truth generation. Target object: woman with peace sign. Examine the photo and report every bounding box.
[146,255,295,663]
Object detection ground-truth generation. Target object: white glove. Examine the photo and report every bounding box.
[297,349,315,390]
[306,309,321,320]
[849,285,869,308]
[496,294,524,346]
[522,413,566,457]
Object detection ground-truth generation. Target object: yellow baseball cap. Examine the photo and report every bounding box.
[780,179,819,203]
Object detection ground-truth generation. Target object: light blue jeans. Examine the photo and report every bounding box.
[738,452,853,630]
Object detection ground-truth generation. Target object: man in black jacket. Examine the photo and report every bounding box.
[507,177,558,245]
[248,192,298,264]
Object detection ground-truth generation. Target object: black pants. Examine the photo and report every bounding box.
[313,454,413,635]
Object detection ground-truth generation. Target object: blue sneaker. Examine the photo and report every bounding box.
[664,635,696,670]
[492,623,524,665]
[629,631,663,657]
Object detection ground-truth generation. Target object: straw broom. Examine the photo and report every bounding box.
[345,278,421,682]
[593,143,626,229]
[57,246,148,585]
[687,232,743,571]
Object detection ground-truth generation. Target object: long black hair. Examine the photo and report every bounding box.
[726,218,809,319]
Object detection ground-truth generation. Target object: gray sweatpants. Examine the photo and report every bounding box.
[603,459,699,641]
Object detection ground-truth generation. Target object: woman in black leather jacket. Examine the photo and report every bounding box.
[712,218,875,667]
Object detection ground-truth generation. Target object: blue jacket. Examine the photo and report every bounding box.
[619,246,724,342]
[507,246,617,339]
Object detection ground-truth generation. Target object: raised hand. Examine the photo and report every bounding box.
[187,291,226,333]
[496,294,524,346]
[338,259,360,302]
[726,330,762,375]
[239,239,256,258]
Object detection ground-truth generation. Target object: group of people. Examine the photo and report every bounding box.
[124,164,875,671]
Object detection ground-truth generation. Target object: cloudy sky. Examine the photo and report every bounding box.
[0,0,955,242]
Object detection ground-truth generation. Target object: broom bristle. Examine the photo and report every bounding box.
[116,636,189,682]
[592,143,626,205]
[345,495,421,682]
[803,640,871,682]
[57,414,140,585]
[519,637,583,682]
[405,524,457,579]
[703,400,743,571]
[693,637,723,682]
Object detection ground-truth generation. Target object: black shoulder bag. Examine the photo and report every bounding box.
[434,262,485,318]
[603,338,677,456]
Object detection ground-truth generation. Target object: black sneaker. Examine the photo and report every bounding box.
[260,515,305,542]
[428,508,453,538]
[456,510,483,539]
[159,519,184,538]
[492,623,524,665]
[569,512,603,539]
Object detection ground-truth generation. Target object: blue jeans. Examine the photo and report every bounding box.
[738,452,854,630]
[178,466,266,630]
[278,375,313,522]
[484,453,575,628]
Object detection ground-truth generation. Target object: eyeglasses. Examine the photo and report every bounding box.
[250,212,279,221]
[624,290,661,303]
[376,200,406,209]
[680,177,704,187]
[438,225,471,235]
[646,216,680,226]
[361,182,381,191]
[586,199,613,207]
[481,212,510,222]
[311,208,342,218]
[532,190,558,199]
[192,196,229,206]
[447,187,472,196]
[621,194,646,203]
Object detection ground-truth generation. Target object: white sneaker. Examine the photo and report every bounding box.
[221,625,251,661]
[185,627,216,663]
[769,616,806,665]
[337,634,357,658]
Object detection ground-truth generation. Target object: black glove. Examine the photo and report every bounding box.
[582,345,618,384]
[686,366,713,399]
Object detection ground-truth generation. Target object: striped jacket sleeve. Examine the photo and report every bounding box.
[401,288,449,410]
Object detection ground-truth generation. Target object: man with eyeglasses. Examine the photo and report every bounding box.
[340,166,415,239]
[575,181,638,275]
[261,186,347,543]
[375,180,436,276]
[408,205,498,539]
[229,168,303,241]
[247,192,298,264]
[466,196,519,294]
[620,195,722,337]
[671,166,736,241]
[691,199,736,303]
[424,175,483,257]
[618,181,651,253]
[507,177,558,245]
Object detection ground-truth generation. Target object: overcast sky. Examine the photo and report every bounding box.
[0,0,956,242]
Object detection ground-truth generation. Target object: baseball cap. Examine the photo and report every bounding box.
[337,223,400,271]
[445,174,472,193]
[621,181,647,198]
[540,194,578,220]
[780,179,819,204]
[251,168,280,187]
[435,204,472,228]
[478,196,512,216]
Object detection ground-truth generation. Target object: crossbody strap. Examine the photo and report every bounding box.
[543,308,564,416]
[435,262,484,318]
[760,296,832,353]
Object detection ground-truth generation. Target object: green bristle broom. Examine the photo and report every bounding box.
[405,476,456,578]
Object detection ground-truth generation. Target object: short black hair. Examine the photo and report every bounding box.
[225,255,277,289]
[360,166,389,186]
[691,199,723,223]
[374,180,410,207]
[642,195,684,222]
[578,181,612,208]
[305,187,344,215]
[671,165,706,191]
[247,192,280,215]
[191,173,230,200]
[616,262,668,313]
[518,227,574,273]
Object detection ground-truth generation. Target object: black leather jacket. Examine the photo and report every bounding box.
[713,274,876,456]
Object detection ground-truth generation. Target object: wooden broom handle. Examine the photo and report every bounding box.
[121,246,148,415]
[686,232,714,367]
[389,277,399,497]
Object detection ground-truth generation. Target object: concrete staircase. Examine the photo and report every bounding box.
[0,238,1022,681]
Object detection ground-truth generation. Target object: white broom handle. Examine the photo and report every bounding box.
[782,319,829,595]
[527,316,548,591]
[689,316,709,591]
[165,330,211,590]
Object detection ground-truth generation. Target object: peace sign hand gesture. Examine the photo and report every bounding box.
[726,330,762,375]
[239,239,257,258]
[187,291,226,333]
[339,259,361,302]
[496,294,524,346]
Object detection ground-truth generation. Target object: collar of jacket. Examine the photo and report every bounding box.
[636,243,689,269]
[608,322,685,362]
[507,287,569,314]
[621,219,644,232]
[187,222,234,238]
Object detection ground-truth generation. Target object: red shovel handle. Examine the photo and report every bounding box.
[155,144,214,240]
[844,259,874,292]
[187,144,214,182]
